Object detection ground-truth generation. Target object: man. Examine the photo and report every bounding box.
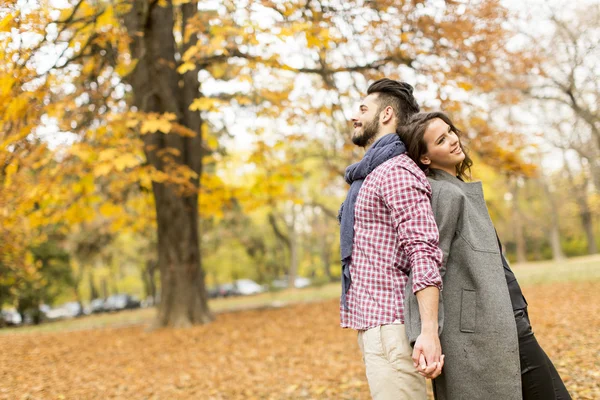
[339,78,444,399]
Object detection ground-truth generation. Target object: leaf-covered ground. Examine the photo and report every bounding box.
[1,281,599,400]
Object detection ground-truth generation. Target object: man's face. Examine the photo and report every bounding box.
[351,93,381,147]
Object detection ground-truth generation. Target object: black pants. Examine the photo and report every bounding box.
[515,309,571,400]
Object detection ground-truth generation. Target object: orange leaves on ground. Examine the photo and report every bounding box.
[1,281,598,399]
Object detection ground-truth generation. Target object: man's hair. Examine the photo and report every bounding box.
[366,78,420,126]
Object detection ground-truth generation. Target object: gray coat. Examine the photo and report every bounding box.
[405,169,522,400]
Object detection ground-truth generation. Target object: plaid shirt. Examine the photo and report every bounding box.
[340,154,443,330]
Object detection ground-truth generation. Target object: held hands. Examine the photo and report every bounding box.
[412,331,444,379]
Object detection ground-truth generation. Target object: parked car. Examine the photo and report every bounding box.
[103,294,141,312]
[271,277,312,289]
[216,283,238,298]
[293,277,311,288]
[0,309,22,326]
[88,298,106,314]
[234,279,264,296]
[45,302,84,320]
[64,302,85,317]
[207,286,221,299]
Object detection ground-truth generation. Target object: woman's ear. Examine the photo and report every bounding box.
[420,155,431,165]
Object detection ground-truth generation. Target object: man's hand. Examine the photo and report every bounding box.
[412,331,444,379]
[413,286,443,379]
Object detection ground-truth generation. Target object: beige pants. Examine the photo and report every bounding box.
[358,324,427,400]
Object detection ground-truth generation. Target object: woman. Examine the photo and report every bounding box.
[401,112,570,400]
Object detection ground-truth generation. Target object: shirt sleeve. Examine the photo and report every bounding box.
[379,164,443,294]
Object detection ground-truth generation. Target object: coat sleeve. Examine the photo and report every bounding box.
[404,182,462,345]
[430,184,463,278]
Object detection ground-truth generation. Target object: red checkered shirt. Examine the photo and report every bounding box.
[340,154,443,330]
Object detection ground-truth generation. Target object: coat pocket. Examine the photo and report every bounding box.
[460,289,476,333]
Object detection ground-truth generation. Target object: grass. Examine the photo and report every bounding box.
[511,253,600,286]
[2,253,599,336]
[0,283,341,335]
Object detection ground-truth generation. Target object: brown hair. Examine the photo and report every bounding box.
[367,78,420,126]
[398,111,473,180]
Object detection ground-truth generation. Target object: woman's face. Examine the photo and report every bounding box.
[420,118,465,173]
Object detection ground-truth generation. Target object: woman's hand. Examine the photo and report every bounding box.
[412,332,445,379]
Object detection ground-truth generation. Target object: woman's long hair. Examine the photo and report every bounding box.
[397,111,473,181]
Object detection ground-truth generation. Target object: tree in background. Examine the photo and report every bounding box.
[1,0,541,326]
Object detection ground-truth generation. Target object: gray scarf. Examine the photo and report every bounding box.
[338,133,406,309]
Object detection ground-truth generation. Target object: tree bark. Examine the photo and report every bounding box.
[142,259,158,305]
[287,207,299,289]
[124,1,212,327]
[88,273,99,300]
[510,177,527,263]
[540,177,566,261]
[564,153,598,255]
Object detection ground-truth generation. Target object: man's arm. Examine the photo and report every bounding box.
[411,186,462,378]
[379,163,444,378]
[413,287,443,378]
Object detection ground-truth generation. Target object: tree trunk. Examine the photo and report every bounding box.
[580,207,598,255]
[287,207,299,289]
[124,1,212,327]
[154,188,211,326]
[101,278,108,299]
[510,178,527,263]
[315,211,334,281]
[540,178,565,261]
[320,239,333,281]
[268,212,293,286]
[88,272,99,301]
[142,259,158,305]
[564,153,598,255]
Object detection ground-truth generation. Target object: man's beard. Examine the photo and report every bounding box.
[352,114,379,147]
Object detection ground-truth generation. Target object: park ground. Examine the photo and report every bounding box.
[1,255,600,399]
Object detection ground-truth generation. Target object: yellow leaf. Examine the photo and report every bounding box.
[4,161,17,187]
[114,153,140,171]
[141,118,172,134]
[98,149,119,162]
[170,123,197,137]
[182,45,198,62]
[208,63,226,79]
[207,136,218,149]
[126,119,139,128]
[177,62,196,74]
[457,81,473,91]
[189,98,219,111]
[94,163,113,177]
[97,5,115,28]
[99,203,121,218]
[0,11,17,33]
[115,59,138,77]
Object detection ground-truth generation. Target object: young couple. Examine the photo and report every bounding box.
[339,78,571,399]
